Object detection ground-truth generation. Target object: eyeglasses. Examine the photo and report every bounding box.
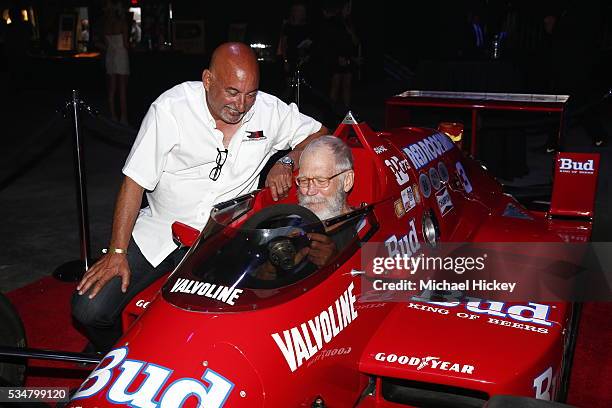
[295,170,349,189]
[209,148,228,181]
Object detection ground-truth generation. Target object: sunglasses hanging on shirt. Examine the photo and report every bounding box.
[209,148,229,181]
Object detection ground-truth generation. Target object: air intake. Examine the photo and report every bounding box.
[382,377,488,408]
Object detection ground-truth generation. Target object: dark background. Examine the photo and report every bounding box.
[2,0,611,123]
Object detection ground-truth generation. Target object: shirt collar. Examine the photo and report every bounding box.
[242,101,256,125]
[201,86,217,128]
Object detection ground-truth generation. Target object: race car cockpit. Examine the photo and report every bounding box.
[162,199,373,313]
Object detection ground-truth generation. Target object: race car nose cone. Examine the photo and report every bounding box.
[68,303,265,408]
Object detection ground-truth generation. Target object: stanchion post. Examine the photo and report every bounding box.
[72,89,92,270]
[54,89,92,281]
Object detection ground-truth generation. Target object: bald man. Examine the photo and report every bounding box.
[72,42,327,352]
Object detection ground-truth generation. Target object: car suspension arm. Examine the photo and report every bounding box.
[0,346,102,364]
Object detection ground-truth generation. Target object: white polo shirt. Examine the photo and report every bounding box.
[123,81,322,267]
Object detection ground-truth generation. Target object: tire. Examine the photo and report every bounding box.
[557,302,582,402]
[0,292,27,386]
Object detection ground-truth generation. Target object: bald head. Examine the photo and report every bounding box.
[203,42,260,125]
[210,43,259,77]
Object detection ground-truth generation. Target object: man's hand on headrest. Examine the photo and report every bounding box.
[265,162,294,201]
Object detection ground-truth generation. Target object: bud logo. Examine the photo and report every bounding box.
[374,353,474,375]
[558,158,594,174]
[402,133,455,170]
[533,366,557,401]
[72,347,233,407]
[385,219,421,259]
[412,290,553,327]
[384,156,410,185]
[435,188,453,216]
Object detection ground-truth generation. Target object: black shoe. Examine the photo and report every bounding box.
[79,342,103,366]
[82,341,97,353]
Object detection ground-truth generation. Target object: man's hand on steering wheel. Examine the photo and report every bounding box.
[305,232,338,267]
[77,254,131,299]
[265,162,294,201]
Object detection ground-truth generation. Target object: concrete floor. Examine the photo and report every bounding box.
[0,81,610,293]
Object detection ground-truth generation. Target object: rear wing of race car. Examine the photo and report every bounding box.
[549,152,600,219]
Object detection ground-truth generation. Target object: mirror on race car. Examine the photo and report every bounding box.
[171,221,200,247]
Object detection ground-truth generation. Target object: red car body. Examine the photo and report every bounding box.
[67,115,599,408]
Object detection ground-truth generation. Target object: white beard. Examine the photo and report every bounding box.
[299,190,346,220]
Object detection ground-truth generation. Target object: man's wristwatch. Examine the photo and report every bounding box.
[277,156,294,170]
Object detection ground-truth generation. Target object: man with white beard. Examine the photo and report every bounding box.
[295,135,357,266]
[254,136,356,280]
[297,135,354,220]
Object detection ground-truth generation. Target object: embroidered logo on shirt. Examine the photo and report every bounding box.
[244,130,266,141]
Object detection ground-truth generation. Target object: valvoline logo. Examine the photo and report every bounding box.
[71,347,234,407]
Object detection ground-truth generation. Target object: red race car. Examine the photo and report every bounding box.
[0,113,600,408]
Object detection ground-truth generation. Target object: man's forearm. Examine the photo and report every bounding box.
[289,126,329,169]
[109,176,145,249]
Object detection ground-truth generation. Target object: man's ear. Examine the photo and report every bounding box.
[202,69,211,91]
[343,170,354,193]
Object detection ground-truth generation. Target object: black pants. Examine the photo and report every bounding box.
[71,240,187,353]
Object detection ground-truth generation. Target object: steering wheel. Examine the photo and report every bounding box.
[240,204,325,285]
